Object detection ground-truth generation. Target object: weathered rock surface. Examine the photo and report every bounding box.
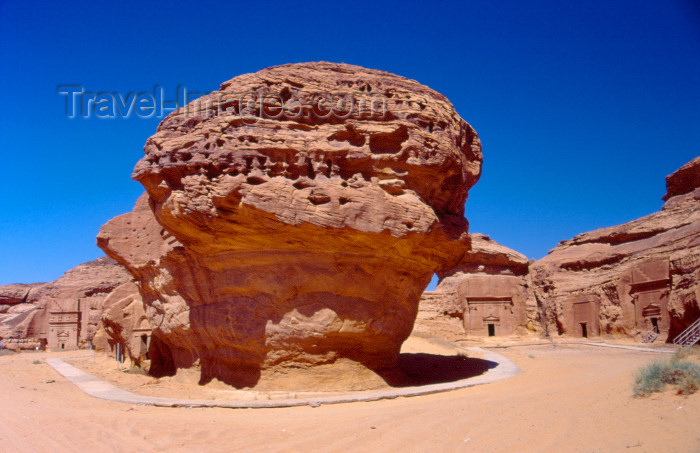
[98,62,482,387]
[0,257,132,348]
[530,156,700,341]
[0,283,40,306]
[93,281,150,365]
[663,156,700,201]
[417,234,534,339]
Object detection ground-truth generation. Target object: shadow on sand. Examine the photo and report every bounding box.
[379,353,498,387]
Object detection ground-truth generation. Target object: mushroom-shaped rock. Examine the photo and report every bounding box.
[98,62,482,387]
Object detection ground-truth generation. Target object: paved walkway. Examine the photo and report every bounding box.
[578,342,677,353]
[45,347,520,409]
[482,341,677,354]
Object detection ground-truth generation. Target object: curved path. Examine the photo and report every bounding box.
[45,347,520,409]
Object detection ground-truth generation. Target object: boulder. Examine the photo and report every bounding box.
[97,62,482,387]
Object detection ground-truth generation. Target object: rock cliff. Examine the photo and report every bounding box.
[530,157,700,340]
[0,257,132,348]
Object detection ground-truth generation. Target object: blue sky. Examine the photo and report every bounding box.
[0,0,698,286]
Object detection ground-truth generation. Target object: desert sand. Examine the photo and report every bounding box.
[1,340,698,452]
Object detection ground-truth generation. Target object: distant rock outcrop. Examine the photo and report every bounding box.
[530,157,700,341]
[0,257,132,349]
[97,62,483,387]
[663,156,700,202]
[417,234,534,339]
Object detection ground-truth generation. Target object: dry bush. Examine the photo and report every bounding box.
[633,358,700,397]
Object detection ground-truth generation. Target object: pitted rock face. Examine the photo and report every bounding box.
[99,62,483,389]
[133,62,481,250]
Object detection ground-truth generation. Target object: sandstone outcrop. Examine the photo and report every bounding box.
[663,156,700,201]
[530,157,700,341]
[417,234,534,340]
[97,62,482,387]
[93,281,150,365]
[0,257,132,349]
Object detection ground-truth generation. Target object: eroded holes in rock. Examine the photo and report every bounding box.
[308,192,331,205]
[183,117,200,129]
[404,221,413,229]
[339,197,351,205]
[328,126,366,147]
[222,98,240,114]
[204,143,211,150]
[284,78,303,89]
[369,125,409,154]
[279,87,292,104]
[246,174,266,185]
[180,152,192,162]
[428,122,434,133]
[293,180,310,190]
[307,160,315,179]
[216,138,226,147]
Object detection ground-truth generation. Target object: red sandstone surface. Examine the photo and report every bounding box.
[0,257,131,349]
[529,158,700,340]
[97,62,483,387]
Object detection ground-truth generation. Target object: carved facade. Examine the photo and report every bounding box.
[556,294,601,338]
[48,305,81,350]
[624,259,671,335]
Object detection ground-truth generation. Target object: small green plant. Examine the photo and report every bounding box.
[673,345,700,362]
[633,359,700,397]
[32,360,41,365]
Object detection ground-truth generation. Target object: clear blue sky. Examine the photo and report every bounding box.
[1,0,698,286]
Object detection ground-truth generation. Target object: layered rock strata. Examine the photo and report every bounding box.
[97,62,482,387]
[530,157,700,340]
[0,257,132,349]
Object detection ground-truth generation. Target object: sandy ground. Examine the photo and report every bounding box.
[1,343,699,452]
[60,336,488,399]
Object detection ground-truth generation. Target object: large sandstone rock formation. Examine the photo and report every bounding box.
[417,234,534,340]
[97,62,483,387]
[530,156,700,341]
[0,257,132,349]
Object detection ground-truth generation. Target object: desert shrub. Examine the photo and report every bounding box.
[673,345,700,362]
[633,359,700,397]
